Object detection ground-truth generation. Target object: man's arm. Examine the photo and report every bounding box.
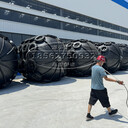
[103,76,124,85]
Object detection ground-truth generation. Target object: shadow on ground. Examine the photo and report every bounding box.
[21,76,77,86]
[0,81,30,95]
[68,76,91,80]
[94,111,128,123]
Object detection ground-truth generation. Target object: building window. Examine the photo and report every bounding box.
[0,8,61,29]
[0,7,128,40]
[1,0,128,34]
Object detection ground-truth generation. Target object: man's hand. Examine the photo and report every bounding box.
[116,80,124,85]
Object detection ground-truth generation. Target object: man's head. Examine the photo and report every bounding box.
[96,55,105,66]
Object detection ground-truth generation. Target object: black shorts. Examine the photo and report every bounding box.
[89,88,110,108]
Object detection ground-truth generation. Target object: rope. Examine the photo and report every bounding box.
[104,69,128,108]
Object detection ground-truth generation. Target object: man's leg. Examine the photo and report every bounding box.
[107,107,118,115]
[99,88,118,116]
[86,104,94,121]
[107,107,111,113]
[87,104,92,113]
[97,88,118,115]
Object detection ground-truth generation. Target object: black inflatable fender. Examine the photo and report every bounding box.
[26,59,37,72]
[0,34,18,88]
[98,45,108,53]
[72,42,82,49]
[35,35,45,42]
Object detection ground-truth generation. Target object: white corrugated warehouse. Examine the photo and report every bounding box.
[0,0,128,44]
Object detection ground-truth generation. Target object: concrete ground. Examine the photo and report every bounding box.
[0,71,128,128]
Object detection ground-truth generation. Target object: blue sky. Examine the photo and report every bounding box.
[112,0,128,9]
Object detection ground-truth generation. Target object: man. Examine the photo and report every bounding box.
[86,55,124,121]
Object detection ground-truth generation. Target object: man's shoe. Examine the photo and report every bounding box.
[86,113,94,121]
[109,109,118,116]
